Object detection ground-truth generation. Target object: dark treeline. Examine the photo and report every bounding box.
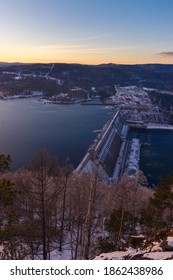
[0,150,173,259]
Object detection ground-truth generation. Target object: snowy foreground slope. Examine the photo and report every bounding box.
[94,250,173,260]
[94,237,173,260]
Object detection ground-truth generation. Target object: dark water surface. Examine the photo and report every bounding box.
[129,128,173,186]
[0,98,111,169]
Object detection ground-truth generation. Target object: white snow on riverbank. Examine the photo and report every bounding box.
[146,123,173,130]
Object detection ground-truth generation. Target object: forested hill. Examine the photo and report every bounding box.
[0,63,173,98]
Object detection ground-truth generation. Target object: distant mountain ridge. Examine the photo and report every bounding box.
[0,62,173,98]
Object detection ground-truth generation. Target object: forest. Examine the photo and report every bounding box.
[0,149,173,260]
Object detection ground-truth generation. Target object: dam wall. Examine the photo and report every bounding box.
[76,110,128,181]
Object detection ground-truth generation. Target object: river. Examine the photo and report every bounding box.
[129,128,173,186]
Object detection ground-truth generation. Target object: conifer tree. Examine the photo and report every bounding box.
[141,173,173,240]
[0,154,26,259]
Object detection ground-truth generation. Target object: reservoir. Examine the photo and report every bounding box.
[0,98,173,185]
[0,98,111,169]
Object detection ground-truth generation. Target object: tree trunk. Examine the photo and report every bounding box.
[59,178,68,251]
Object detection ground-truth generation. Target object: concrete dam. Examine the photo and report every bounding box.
[76,111,140,182]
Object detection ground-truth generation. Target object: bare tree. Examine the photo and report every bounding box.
[81,167,107,259]
[103,172,152,250]
[16,149,62,260]
[67,174,88,259]
[58,160,73,251]
[66,169,109,260]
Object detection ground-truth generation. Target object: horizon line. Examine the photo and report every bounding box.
[1,61,173,66]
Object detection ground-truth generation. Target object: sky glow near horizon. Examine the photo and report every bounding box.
[0,0,173,65]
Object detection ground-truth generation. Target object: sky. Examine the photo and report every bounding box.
[0,0,173,65]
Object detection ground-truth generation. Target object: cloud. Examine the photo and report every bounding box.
[157,52,173,57]
[36,43,142,54]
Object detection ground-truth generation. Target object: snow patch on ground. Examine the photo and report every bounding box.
[143,252,173,260]
[167,236,173,247]
[94,249,173,260]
